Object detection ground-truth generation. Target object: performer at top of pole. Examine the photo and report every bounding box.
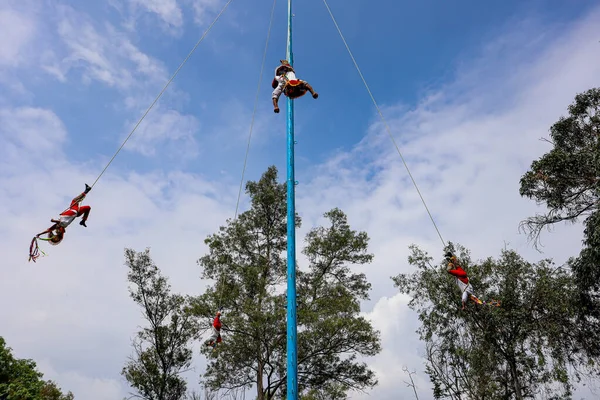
[271,60,319,113]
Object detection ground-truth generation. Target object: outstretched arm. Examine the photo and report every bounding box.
[37,223,58,237]
[36,228,52,237]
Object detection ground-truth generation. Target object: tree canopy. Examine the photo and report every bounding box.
[190,166,381,400]
[122,248,200,400]
[0,336,74,400]
[519,87,600,357]
[392,243,598,400]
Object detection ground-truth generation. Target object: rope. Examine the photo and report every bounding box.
[218,0,278,311]
[234,0,278,220]
[89,0,235,189]
[321,0,446,247]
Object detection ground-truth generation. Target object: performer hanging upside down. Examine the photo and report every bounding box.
[35,184,92,245]
[445,251,501,309]
[271,59,318,113]
[206,311,222,348]
[445,251,476,310]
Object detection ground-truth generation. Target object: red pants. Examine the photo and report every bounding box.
[60,193,91,221]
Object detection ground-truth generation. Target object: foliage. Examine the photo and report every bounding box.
[295,208,380,394]
[186,387,246,400]
[519,88,599,242]
[300,382,347,400]
[0,336,74,400]
[190,166,381,400]
[122,249,200,400]
[519,87,600,357]
[392,243,597,400]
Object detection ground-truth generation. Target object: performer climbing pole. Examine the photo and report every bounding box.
[285,0,298,398]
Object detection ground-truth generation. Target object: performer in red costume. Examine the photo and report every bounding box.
[271,59,318,113]
[445,251,500,309]
[445,251,476,310]
[35,184,92,245]
[206,311,222,348]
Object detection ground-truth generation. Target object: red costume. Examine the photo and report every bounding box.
[57,192,91,228]
[447,261,469,285]
[207,312,222,347]
[213,314,222,332]
[445,252,500,308]
[29,184,92,261]
[446,253,474,309]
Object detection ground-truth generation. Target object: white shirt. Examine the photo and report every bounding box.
[58,213,76,227]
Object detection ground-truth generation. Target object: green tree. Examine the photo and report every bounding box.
[392,243,596,400]
[191,166,380,400]
[519,87,600,356]
[0,336,74,400]
[300,382,347,400]
[39,381,75,400]
[122,249,200,400]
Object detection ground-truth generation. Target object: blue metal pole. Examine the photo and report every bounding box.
[285,0,298,398]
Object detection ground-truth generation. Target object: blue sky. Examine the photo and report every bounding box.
[1,0,600,399]
[6,0,596,186]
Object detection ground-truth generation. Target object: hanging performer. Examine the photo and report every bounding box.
[445,252,500,309]
[206,311,222,349]
[29,184,92,261]
[271,59,318,113]
[446,251,475,310]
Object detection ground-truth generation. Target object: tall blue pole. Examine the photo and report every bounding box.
[285,0,298,398]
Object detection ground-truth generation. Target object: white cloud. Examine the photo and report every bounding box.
[37,3,207,158]
[36,359,124,400]
[110,0,225,35]
[0,0,233,160]
[0,8,36,67]
[185,0,225,26]
[128,0,184,29]
[52,5,167,90]
[107,0,185,37]
[0,2,170,97]
[0,1,44,99]
[352,294,432,399]
[1,4,600,400]
[0,107,68,180]
[123,108,200,157]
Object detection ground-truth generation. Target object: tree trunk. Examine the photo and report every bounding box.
[256,246,270,400]
[508,358,523,400]
[257,361,264,400]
